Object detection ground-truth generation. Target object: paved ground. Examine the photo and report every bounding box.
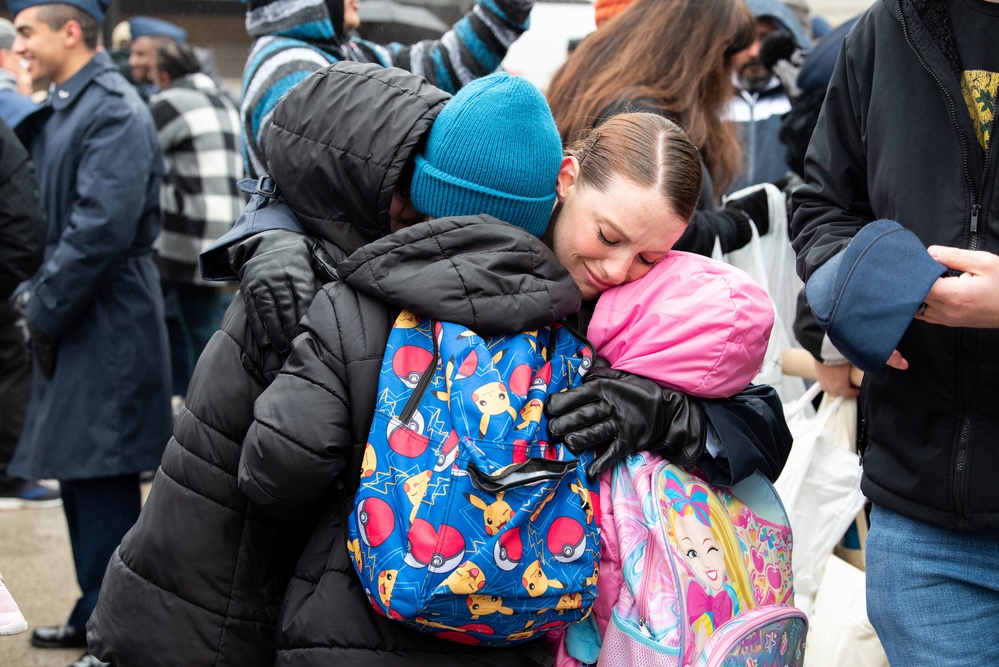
[0,483,151,667]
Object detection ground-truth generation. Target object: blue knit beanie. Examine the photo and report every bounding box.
[410,73,562,238]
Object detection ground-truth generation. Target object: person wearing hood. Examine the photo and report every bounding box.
[87,63,568,667]
[241,0,538,180]
[724,0,812,195]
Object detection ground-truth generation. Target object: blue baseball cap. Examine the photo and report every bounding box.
[805,219,946,372]
[9,0,111,24]
[128,16,188,43]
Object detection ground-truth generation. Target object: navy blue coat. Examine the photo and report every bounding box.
[10,51,171,480]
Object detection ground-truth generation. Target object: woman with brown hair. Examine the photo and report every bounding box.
[546,0,773,258]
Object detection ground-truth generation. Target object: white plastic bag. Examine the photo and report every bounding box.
[712,205,806,403]
[776,385,866,616]
[803,556,888,667]
[722,182,804,346]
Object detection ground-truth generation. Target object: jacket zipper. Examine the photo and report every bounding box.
[400,319,440,425]
[899,0,993,529]
[898,0,977,240]
[635,528,656,638]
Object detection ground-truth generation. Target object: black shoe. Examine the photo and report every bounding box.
[70,653,110,667]
[30,623,87,649]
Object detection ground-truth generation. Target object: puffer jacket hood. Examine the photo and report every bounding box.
[338,216,582,334]
[265,62,450,254]
[246,0,345,43]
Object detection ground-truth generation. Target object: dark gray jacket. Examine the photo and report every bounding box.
[791,0,999,530]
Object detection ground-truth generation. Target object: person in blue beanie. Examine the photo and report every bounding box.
[87,64,571,667]
[791,0,999,662]
[8,2,171,666]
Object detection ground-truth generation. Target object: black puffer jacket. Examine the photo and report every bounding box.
[240,217,580,666]
[87,63,450,666]
[791,0,999,530]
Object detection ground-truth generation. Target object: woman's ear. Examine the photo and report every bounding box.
[555,156,579,203]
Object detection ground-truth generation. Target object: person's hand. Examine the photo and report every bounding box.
[915,246,999,328]
[723,186,772,236]
[886,349,908,370]
[545,362,707,481]
[228,230,338,354]
[813,360,859,398]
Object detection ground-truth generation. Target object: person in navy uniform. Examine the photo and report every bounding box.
[9,2,171,665]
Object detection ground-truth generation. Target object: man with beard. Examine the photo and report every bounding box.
[724,0,811,195]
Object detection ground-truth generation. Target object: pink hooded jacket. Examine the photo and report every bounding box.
[551,251,774,665]
[587,250,774,399]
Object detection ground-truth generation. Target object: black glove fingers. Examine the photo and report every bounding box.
[725,187,772,236]
[545,384,606,420]
[586,439,625,481]
[563,419,617,454]
[547,396,611,441]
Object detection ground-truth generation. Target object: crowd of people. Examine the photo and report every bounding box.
[1,0,997,665]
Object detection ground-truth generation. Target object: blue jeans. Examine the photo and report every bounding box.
[866,504,999,665]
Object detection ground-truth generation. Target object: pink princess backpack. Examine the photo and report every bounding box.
[557,252,806,666]
[593,457,805,667]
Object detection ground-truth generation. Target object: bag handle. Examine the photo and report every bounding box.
[784,381,846,430]
[467,458,578,493]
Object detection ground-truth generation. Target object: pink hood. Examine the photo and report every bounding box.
[588,251,774,398]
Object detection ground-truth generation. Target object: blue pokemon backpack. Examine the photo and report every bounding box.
[346,309,600,646]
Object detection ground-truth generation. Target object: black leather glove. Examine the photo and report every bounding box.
[545,362,708,481]
[227,230,338,354]
[723,187,771,237]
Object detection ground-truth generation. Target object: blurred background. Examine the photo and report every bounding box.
[0,0,873,92]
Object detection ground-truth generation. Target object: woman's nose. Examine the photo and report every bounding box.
[601,255,632,286]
